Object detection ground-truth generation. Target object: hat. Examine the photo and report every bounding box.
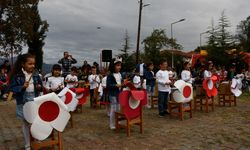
[172,80,193,103]
[202,75,218,97]
[119,90,147,120]
[114,57,122,64]
[231,78,242,97]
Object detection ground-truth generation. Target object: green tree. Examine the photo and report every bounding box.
[0,0,48,70]
[118,30,135,72]
[142,29,182,66]
[206,10,234,65]
[237,16,250,52]
[26,2,48,70]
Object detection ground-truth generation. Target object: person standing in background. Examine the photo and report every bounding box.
[58,51,77,78]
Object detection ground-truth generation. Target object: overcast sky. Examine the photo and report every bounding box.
[38,0,250,65]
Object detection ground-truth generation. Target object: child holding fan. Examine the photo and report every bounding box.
[107,58,123,130]
[9,53,43,150]
[45,64,64,94]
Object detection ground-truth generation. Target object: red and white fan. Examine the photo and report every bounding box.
[202,75,218,97]
[119,90,147,120]
[73,88,90,105]
[172,80,193,103]
[23,93,70,140]
[231,75,243,97]
[58,87,78,111]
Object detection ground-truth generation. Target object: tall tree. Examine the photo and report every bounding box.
[237,16,250,52]
[206,10,234,65]
[118,30,134,72]
[26,2,48,71]
[0,0,48,70]
[142,29,182,66]
[143,29,168,65]
[216,10,234,49]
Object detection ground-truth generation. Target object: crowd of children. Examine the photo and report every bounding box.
[1,52,249,149]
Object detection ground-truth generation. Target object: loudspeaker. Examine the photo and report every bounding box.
[102,50,112,62]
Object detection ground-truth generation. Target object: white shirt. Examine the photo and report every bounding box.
[22,69,34,92]
[101,76,107,88]
[181,70,193,84]
[156,70,171,92]
[140,63,144,76]
[65,74,78,88]
[88,74,100,89]
[133,75,141,89]
[204,70,212,79]
[98,76,107,96]
[46,76,64,91]
[113,73,122,85]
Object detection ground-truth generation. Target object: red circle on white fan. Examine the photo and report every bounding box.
[183,86,192,98]
[38,101,60,122]
[64,92,73,104]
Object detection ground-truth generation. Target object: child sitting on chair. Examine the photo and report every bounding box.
[65,66,78,89]
[45,64,64,94]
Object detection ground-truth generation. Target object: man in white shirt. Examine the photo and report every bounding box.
[156,60,172,117]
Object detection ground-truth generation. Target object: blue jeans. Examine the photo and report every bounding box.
[158,91,169,114]
[16,92,35,120]
[146,85,154,97]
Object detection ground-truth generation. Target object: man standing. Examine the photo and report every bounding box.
[58,51,77,77]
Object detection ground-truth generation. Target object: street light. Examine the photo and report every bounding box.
[200,31,209,50]
[170,18,185,68]
[135,0,150,64]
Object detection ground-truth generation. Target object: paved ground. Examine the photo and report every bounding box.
[0,93,250,150]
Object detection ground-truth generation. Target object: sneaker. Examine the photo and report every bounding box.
[110,126,116,130]
[159,113,165,117]
[25,145,31,150]
[164,111,170,115]
[146,105,151,109]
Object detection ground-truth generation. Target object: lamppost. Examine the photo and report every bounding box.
[135,0,150,64]
[200,31,209,50]
[170,18,185,68]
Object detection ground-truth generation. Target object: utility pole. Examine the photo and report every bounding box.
[136,0,143,64]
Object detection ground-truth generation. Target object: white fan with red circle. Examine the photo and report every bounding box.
[172,80,193,103]
[23,93,71,140]
[231,78,243,97]
[58,87,78,111]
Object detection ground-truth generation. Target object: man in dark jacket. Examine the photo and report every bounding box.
[58,51,77,77]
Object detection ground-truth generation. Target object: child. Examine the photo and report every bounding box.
[45,64,64,94]
[181,62,194,84]
[65,66,78,88]
[107,58,123,130]
[0,67,9,99]
[98,69,110,116]
[9,53,43,150]
[88,66,100,108]
[133,69,141,89]
[156,60,172,117]
[144,62,156,108]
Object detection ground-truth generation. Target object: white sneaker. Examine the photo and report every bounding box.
[25,145,31,150]
[110,126,116,130]
[147,105,151,109]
